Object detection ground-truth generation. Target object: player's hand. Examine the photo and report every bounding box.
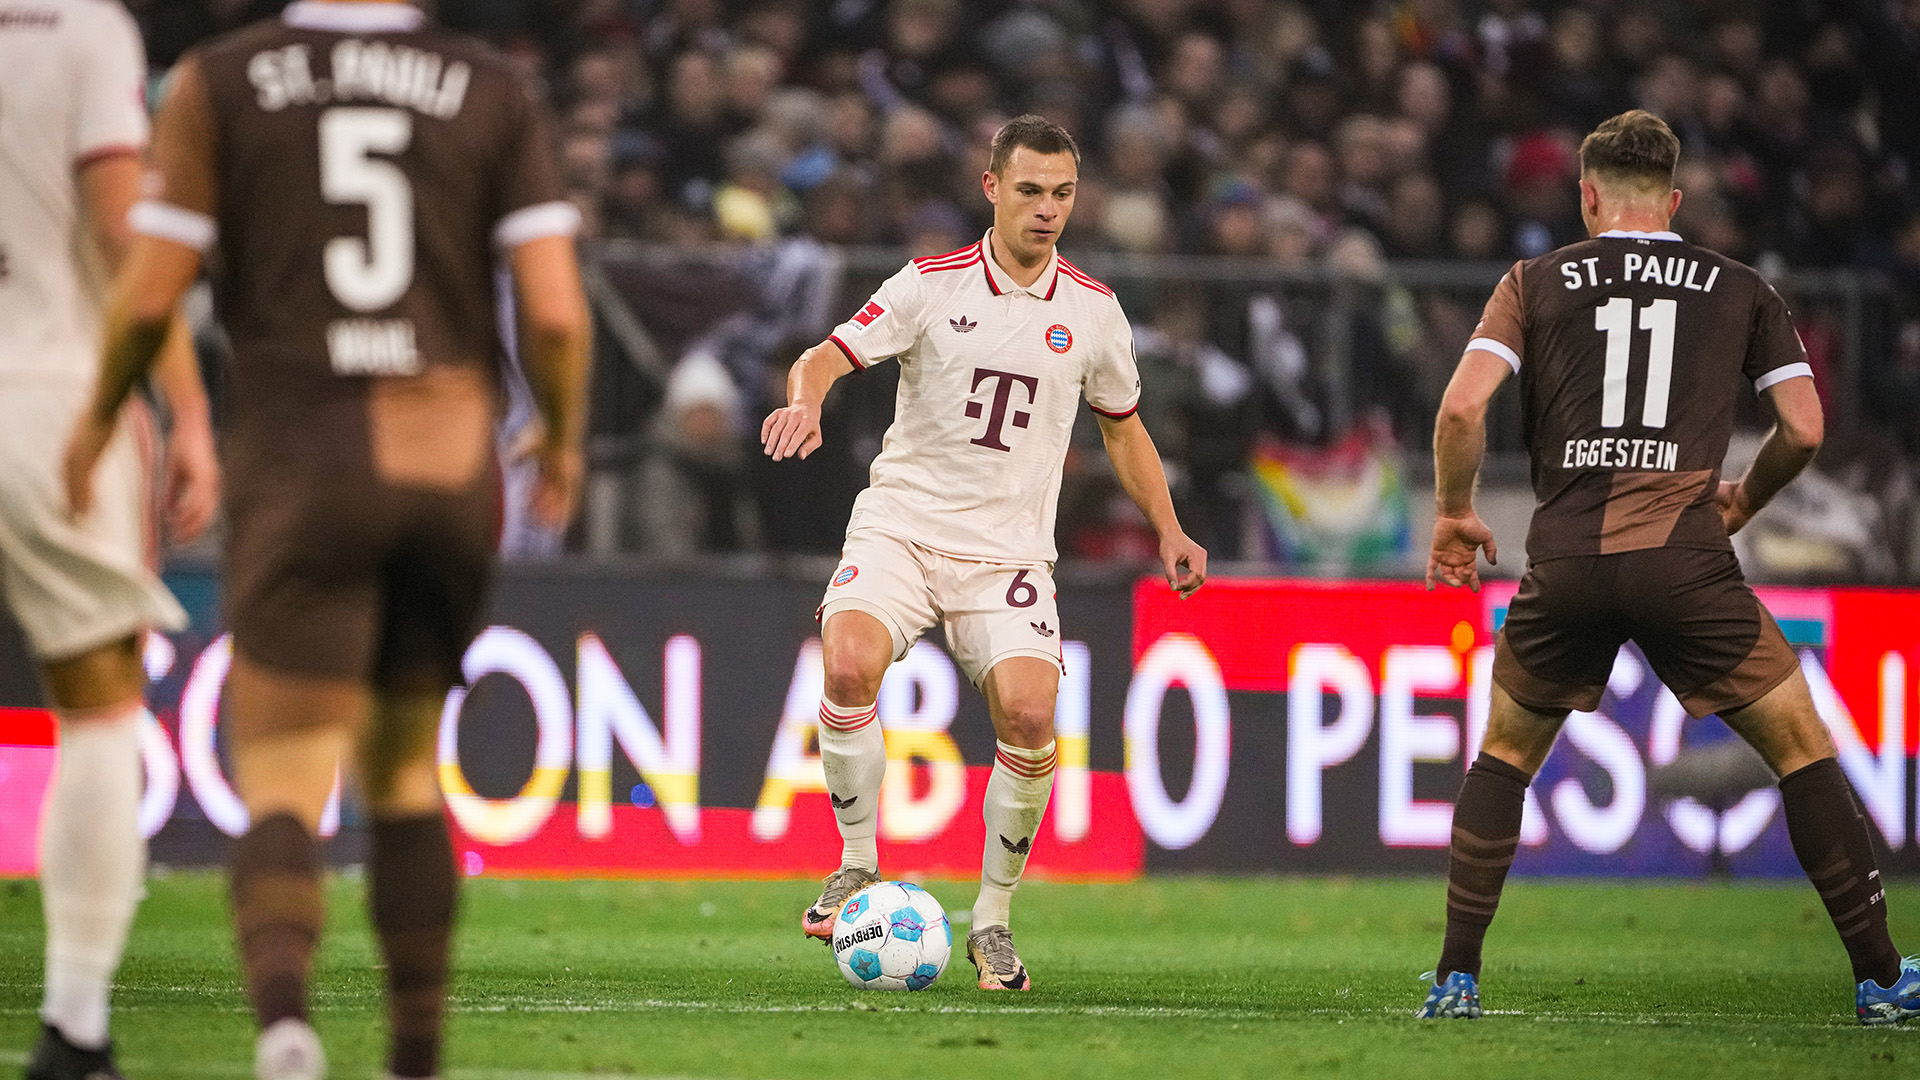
[1716,480,1756,536]
[62,410,117,523]
[761,402,822,461]
[1162,531,1207,599]
[528,438,584,531]
[163,412,220,544]
[1427,511,1497,592]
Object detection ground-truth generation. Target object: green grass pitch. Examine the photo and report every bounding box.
[3,874,1918,1078]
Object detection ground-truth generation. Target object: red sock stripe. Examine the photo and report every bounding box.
[818,704,877,732]
[995,748,1057,778]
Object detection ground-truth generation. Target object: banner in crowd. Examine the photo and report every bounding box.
[1,568,1914,878]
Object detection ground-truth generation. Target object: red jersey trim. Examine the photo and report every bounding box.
[912,242,981,270]
[74,143,143,169]
[915,250,983,275]
[1058,257,1115,298]
[981,255,1004,296]
[828,334,865,370]
[1090,402,1139,421]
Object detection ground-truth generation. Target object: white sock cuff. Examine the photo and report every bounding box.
[993,740,1057,779]
[819,698,878,733]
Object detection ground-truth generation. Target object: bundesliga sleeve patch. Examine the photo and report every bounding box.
[852,301,885,328]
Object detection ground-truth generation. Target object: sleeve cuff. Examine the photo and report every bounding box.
[129,200,216,253]
[829,335,865,371]
[74,142,143,169]
[1753,362,1813,393]
[1090,401,1139,420]
[1465,337,1521,373]
[493,200,582,250]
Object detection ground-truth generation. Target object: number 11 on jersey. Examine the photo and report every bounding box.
[1595,297,1676,429]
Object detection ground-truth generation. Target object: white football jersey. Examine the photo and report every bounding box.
[0,0,149,380]
[829,231,1141,563]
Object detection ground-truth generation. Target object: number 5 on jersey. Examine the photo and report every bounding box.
[320,106,421,375]
[1594,297,1676,429]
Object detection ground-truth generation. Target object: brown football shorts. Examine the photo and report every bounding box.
[1493,547,1798,719]
[223,465,498,696]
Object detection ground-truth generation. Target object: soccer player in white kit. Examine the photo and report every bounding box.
[1,3,219,1076]
[762,115,1206,990]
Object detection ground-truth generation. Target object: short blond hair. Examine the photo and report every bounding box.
[1579,110,1680,192]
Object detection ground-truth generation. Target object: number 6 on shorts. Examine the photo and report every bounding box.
[1005,569,1037,608]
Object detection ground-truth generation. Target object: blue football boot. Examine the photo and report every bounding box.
[1857,956,1920,1026]
[1417,970,1482,1019]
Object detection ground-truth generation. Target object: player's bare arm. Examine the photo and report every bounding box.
[68,149,218,539]
[1717,375,1823,535]
[761,339,855,461]
[510,233,592,529]
[1427,348,1512,592]
[1096,412,1206,597]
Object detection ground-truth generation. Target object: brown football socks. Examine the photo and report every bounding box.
[1780,757,1902,987]
[229,812,323,1027]
[370,813,459,1079]
[1436,752,1531,981]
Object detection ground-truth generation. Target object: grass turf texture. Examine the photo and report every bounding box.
[2,875,1917,1078]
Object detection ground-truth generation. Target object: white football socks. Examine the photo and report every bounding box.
[818,698,884,873]
[40,704,148,1050]
[975,740,1057,930]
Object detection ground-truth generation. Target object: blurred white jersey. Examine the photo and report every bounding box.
[828,231,1141,563]
[0,0,149,381]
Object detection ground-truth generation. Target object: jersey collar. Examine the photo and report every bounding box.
[283,1,426,33]
[1599,229,1683,242]
[980,230,1062,300]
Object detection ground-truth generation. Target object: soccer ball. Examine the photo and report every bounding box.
[831,881,952,991]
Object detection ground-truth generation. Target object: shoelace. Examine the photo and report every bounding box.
[815,868,874,910]
[974,927,1021,973]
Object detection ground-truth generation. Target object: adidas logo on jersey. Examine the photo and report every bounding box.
[1030,621,1054,637]
[950,315,977,333]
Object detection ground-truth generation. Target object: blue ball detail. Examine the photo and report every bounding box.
[889,906,925,942]
[940,918,952,948]
[848,948,883,982]
[841,894,870,921]
[906,963,941,991]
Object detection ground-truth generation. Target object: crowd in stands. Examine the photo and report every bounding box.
[129,0,1920,578]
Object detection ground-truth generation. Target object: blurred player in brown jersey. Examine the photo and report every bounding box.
[4,2,220,1076]
[64,1,591,1076]
[1417,110,1919,1024]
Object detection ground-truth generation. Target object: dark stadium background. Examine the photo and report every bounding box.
[4,0,1919,885]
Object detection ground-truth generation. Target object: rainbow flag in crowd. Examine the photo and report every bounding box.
[1248,424,1412,569]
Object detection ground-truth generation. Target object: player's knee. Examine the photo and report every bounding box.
[994,697,1056,747]
[822,653,884,708]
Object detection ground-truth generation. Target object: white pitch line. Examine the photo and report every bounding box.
[458,997,1279,1020]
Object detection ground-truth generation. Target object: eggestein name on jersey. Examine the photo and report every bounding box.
[1563,436,1679,471]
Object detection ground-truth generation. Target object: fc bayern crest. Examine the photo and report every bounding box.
[832,565,859,587]
[1045,324,1073,353]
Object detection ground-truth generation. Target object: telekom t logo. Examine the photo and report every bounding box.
[966,368,1040,451]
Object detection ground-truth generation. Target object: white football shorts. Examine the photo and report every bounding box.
[0,379,187,661]
[818,528,1063,686]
